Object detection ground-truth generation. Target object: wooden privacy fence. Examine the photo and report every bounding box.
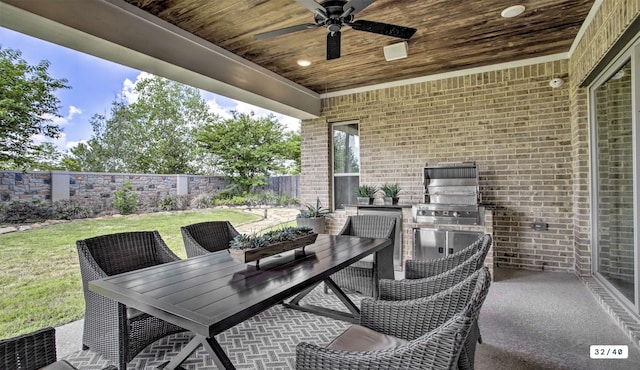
[266,175,300,200]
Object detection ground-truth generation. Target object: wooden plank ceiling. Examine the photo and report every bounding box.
[124,0,594,94]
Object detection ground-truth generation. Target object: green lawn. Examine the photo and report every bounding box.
[0,208,262,339]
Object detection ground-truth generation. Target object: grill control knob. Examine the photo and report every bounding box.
[452,211,461,217]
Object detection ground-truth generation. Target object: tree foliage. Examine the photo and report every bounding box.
[66,75,215,174]
[0,47,70,169]
[197,111,298,193]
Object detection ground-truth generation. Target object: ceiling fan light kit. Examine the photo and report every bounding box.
[254,0,417,60]
[384,41,408,61]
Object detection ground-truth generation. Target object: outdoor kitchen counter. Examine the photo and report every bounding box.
[411,208,494,279]
[343,203,413,209]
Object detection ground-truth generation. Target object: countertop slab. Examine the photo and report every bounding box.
[343,203,413,209]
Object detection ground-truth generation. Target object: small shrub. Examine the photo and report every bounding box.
[0,201,8,222]
[159,195,178,211]
[190,193,216,209]
[113,181,138,215]
[0,201,54,223]
[176,195,191,210]
[51,199,96,220]
[245,190,296,206]
[215,188,237,200]
[215,195,248,206]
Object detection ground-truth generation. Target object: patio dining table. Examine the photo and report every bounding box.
[88,233,393,370]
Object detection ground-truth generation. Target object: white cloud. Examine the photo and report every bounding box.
[233,101,301,132]
[65,139,87,150]
[33,132,68,149]
[67,105,82,120]
[203,95,301,132]
[120,71,153,104]
[43,105,83,127]
[205,97,233,120]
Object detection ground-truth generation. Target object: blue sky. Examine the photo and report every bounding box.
[0,26,300,152]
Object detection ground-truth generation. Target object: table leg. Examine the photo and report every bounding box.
[202,336,236,370]
[282,277,360,323]
[158,335,236,370]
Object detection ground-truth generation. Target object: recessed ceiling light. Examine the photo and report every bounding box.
[501,5,525,18]
[297,59,311,67]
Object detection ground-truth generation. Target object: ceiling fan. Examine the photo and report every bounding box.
[253,0,417,60]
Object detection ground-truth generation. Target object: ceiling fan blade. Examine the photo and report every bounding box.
[343,0,377,16]
[349,20,416,39]
[254,23,319,40]
[327,31,341,60]
[295,0,325,14]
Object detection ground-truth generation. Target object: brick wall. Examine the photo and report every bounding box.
[302,60,574,272]
[300,0,640,276]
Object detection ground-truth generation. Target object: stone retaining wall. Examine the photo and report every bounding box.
[0,171,300,210]
[0,171,230,205]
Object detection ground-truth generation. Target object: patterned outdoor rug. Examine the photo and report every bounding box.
[63,285,364,369]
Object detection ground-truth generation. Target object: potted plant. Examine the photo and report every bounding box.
[228,226,318,266]
[381,183,402,205]
[356,184,379,205]
[296,197,329,233]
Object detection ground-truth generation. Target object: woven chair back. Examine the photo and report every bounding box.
[77,231,166,275]
[342,215,396,239]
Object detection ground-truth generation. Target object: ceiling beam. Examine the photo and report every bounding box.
[0,0,321,119]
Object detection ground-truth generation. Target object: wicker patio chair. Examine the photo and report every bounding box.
[181,221,239,258]
[330,215,396,297]
[378,245,489,301]
[0,327,117,370]
[383,234,492,350]
[296,267,491,370]
[405,233,492,279]
[77,231,186,370]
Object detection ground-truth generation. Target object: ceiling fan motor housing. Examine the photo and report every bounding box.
[255,0,417,60]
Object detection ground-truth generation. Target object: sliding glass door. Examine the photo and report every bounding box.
[591,40,640,312]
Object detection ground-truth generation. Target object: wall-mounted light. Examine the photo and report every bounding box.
[549,78,564,88]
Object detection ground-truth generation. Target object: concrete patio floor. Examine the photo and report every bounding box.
[48,207,640,369]
[55,266,640,369]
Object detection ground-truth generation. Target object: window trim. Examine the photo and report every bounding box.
[331,120,360,211]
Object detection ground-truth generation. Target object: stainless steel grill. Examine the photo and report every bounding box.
[412,162,483,225]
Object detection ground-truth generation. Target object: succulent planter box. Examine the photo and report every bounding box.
[229,233,318,266]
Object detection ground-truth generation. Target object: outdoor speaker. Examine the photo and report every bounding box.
[384,42,408,61]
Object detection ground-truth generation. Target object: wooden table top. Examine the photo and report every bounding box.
[89,234,391,338]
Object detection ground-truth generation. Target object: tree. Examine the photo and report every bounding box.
[23,142,65,170]
[66,75,215,174]
[0,47,70,169]
[196,111,297,193]
[283,129,301,174]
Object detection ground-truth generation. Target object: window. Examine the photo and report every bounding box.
[332,122,360,210]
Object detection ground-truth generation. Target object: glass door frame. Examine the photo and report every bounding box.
[589,36,640,315]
